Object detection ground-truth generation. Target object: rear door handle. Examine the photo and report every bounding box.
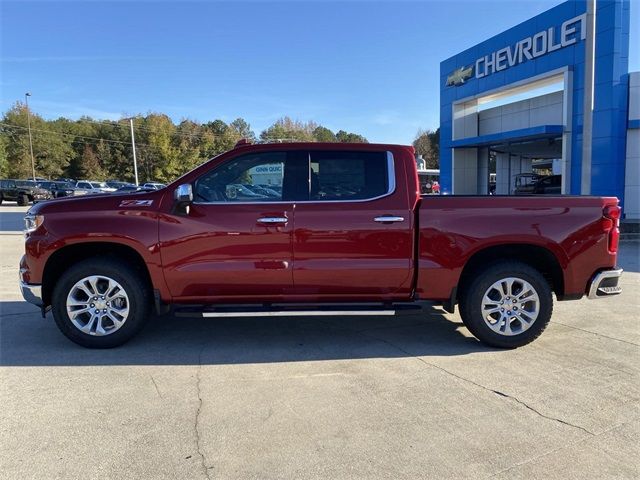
[257,217,288,224]
[374,216,405,223]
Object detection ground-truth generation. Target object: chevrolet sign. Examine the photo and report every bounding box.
[446,13,586,87]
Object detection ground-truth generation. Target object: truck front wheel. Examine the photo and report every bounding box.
[459,261,553,348]
[17,193,29,206]
[51,258,152,348]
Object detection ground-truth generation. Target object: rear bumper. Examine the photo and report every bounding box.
[20,281,43,307]
[587,268,623,299]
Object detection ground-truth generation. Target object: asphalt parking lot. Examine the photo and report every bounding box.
[0,204,638,479]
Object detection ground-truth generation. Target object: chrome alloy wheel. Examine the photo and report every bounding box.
[66,275,130,336]
[481,277,540,336]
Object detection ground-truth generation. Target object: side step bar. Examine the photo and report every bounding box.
[173,302,433,318]
[202,310,396,318]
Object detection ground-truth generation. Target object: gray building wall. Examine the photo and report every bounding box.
[625,72,640,220]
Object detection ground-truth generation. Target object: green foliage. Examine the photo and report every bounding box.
[336,130,368,143]
[413,128,440,169]
[0,106,371,183]
[313,126,337,142]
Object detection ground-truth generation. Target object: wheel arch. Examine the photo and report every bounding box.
[457,243,565,301]
[42,242,153,307]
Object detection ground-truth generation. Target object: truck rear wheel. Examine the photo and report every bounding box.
[17,193,29,206]
[459,261,553,348]
[51,257,151,348]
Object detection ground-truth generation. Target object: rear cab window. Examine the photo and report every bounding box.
[308,150,391,201]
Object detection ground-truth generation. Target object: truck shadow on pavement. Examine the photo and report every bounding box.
[0,302,496,366]
[0,211,27,232]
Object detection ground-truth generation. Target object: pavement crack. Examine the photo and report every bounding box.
[150,375,162,399]
[551,321,640,347]
[490,390,594,435]
[363,332,595,437]
[194,345,212,480]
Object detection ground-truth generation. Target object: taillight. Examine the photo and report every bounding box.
[603,205,621,254]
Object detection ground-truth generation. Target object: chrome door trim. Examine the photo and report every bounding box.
[374,216,405,223]
[257,217,288,224]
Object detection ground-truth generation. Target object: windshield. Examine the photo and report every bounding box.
[90,182,108,188]
[57,182,74,189]
[37,182,53,189]
[16,181,36,187]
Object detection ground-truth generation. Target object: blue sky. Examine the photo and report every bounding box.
[2,1,639,144]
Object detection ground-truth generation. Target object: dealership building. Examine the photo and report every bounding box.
[439,0,639,219]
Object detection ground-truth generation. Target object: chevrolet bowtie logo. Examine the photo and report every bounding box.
[446,65,474,86]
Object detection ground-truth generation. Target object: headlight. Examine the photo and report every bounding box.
[24,214,44,234]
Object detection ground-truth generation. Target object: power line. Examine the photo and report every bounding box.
[69,117,252,140]
[0,122,159,148]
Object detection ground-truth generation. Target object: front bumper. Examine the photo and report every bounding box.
[587,268,623,299]
[20,281,43,307]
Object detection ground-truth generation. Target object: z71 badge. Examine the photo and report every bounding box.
[119,199,154,207]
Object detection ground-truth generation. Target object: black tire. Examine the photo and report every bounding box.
[459,261,553,348]
[17,193,29,206]
[51,257,152,348]
[0,194,3,205]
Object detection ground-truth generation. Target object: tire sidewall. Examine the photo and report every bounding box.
[461,262,553,348]
[52,258,150,348]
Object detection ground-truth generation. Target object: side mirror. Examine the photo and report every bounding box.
[173,183,193,214]
[174,184,193,203]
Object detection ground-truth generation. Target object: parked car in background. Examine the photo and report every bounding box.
[513,173,542,195]
[106,180,136,190]
[532,175,562,195]
[75,181,116,194]
[142,182,167,190]
[0,179,53,205]
[112,185,156,193]
[39,181,89,198]
[55,177,77,184]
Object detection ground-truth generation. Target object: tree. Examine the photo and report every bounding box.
[79,145,106,179]
[1,103,72,178]
[336,130,368,143]
[413,128,439,169]
[313,126,337,142]
[260,117,317,142]
[0,135,8,178]
[229,118,256,142]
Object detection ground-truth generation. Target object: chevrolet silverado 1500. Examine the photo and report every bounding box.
[20,142,623,348]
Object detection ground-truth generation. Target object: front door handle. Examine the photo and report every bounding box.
[374,216,405,223]
[257,217,288,224]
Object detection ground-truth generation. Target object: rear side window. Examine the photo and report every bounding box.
[309,151,389,201]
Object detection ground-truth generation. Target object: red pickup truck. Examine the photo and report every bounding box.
[20,142,623,349]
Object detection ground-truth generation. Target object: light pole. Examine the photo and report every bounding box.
[24,93,36,180]
[129,118,139,186]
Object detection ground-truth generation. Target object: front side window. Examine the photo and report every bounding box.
[195,152,293,203]
[309,151,389,201]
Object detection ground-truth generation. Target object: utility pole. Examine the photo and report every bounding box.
[24,93,36,180]
[129,118,139,186]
